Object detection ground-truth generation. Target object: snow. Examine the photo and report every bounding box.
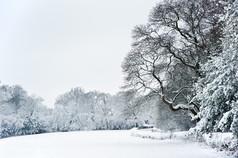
[131,128,173,140]
[131,128,235,156]
[0,130,231,158]
[203,132,234,149]
[131,128,191,140]
[173,104,191,109]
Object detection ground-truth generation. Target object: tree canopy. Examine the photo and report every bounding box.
[122,0,226,118]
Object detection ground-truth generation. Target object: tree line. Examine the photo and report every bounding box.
[0,82,193,138]
[0,85,156,138]
[122,0,238,140]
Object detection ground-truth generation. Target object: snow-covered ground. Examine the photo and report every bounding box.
[0,130,231,158]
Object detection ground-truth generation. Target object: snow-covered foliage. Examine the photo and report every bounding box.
[122,0,225,120]
[0,84,51,138]
[193,0,238,136]
[202,132,235,151]
[124,1,238,153]
[51,88,158,131]
[0,83,159,138]
[52,88,123,131]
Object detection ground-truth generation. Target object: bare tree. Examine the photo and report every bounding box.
[122,0,225,119]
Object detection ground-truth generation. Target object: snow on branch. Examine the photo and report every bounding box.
[173,104,192,109]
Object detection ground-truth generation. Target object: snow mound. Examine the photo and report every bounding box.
[131,128,190,140]
[202,133,235,150]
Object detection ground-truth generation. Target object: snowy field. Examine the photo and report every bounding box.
[0,130,231,158]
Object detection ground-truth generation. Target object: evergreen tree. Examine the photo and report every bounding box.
[194,0,238,134]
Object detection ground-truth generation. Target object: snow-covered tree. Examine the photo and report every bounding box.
[122,0,225,118]
[194,0,238,134]
[112,91,157,128]
[52,87,118,131]
[0,83,50,138]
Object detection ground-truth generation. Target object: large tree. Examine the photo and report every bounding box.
[122,0,225,118]
[194,0,238,134]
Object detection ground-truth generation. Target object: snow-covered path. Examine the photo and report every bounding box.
[0,130,229,158]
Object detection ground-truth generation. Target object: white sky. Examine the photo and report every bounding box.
[0,0,158,108]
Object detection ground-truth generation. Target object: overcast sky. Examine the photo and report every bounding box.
[0,0,158,107]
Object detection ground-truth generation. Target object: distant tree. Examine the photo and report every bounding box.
[113,91,157,127]
[122,0,225,118]
[117,90,194,131]
[52,87,158,131]
[4,85,27,114]
[52,87,116,131]
[0,84,50,138]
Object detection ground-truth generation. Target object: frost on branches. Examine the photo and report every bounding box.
[194,0,238,138]
[0,84,50,138]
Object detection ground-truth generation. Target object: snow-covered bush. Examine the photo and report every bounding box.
[231,102,238,138]
[21,118,47,135]
[0,84,51,138]
[0,116,24,138]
